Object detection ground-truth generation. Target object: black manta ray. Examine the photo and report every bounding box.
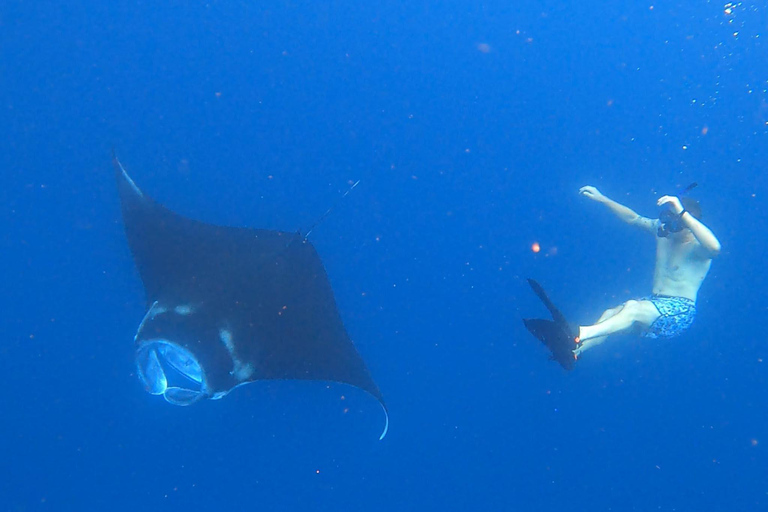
[113,156,388,438]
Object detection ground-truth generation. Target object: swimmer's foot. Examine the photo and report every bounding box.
[571,326,582,360]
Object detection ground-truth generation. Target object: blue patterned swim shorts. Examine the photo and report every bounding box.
[642,295,697,339]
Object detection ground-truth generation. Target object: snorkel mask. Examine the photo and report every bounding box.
[657,209,685,237]
[657,182,697,238]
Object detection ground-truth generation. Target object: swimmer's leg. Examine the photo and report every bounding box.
[574,304,624,356]
[575,300,660,356]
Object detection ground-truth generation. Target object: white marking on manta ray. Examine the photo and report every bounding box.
[137,303,193,342]
[219,328,255,381]
[116,159,144,197]
[219,328,235,352]
[174,304,193,315]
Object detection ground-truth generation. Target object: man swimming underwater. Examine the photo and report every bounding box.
[523,185,721,369]
[575,185,721,357]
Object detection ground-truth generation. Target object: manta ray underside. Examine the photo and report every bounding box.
[113,156,387,438]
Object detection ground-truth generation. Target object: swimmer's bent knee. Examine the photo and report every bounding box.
[623,299,640,309]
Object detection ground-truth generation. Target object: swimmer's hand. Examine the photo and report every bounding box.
[657,195,684,214]
[579,185,605,202]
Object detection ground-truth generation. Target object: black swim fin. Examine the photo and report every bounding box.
[523,279,580,370]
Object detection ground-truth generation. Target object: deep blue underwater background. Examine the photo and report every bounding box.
[2,1,767,510]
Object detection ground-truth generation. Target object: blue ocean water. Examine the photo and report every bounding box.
[1,1,766,510]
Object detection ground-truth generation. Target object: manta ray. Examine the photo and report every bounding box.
[113,155,387,438]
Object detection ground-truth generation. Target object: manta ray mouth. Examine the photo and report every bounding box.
[136,340,207,405]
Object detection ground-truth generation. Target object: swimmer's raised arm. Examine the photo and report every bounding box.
[579,186,656,233]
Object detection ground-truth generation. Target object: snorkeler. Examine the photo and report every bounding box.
[523,184,721,368]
